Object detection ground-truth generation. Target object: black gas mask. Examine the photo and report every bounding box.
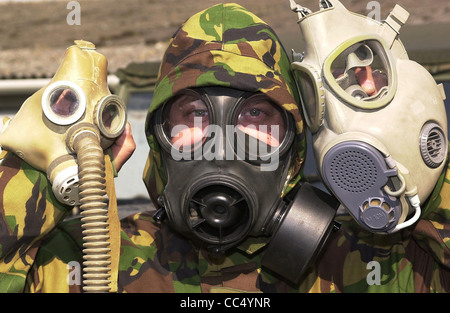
[149,87,339,283]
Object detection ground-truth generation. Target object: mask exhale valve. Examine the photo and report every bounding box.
[70,128,111,292]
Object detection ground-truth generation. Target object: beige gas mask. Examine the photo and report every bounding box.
[0,40,127,291]
[290,0,448,233]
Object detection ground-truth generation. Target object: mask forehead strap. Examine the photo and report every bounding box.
[289,0,312,18]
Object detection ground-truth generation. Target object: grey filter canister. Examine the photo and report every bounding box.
[322,141,402,232]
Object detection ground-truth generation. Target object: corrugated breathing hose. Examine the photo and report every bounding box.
[72,129,111,293]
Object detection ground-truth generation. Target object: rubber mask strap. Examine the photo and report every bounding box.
[103,153,120,293]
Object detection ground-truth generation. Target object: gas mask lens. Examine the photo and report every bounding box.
[156,89,293,163]
[235,94,287,147]
[50,89,79,116]
[161,90,211,153]
[234,94,291,161]
[323,37,397,109]
[42,81,86,125]
[95,95,127,139]
[331,42,388,98]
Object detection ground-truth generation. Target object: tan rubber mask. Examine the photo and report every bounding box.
[0,40,127,206]
[0,40,127,292]
[290,0,448,233]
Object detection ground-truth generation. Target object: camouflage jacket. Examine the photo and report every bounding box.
[1,3,449,293]
[0,151,449,293]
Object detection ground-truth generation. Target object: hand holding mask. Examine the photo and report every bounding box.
[0,40,127,292]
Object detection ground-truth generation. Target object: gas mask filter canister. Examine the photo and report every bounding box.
[0,40,127,292]
[150,87,339,283]
[290,0,448,233]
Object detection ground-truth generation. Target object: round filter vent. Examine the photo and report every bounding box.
[420,122,447,168]
[186,185,252,245]
[329,149,378,194]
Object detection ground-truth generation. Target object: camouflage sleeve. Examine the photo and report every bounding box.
[0,151,71,292]
[412,161,450,269]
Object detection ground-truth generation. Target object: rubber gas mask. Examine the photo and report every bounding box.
[149,86,339,283]
[0,40,127,292]
[290,0,448,233]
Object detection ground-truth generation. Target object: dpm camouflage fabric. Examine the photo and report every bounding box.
[143,3,307,204]
[0,150,449,292]
[1,3,449,293]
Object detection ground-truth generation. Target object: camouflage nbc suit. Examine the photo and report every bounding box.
[0,3,449,293]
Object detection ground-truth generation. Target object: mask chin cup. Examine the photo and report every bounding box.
[261,182,339,284]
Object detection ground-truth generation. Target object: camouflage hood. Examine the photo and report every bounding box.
[143,3,306,204]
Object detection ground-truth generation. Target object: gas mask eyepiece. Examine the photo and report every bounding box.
[155,88,292,167]
[42,80,87,126]
[95,94,128,140]
[323,37,395,109]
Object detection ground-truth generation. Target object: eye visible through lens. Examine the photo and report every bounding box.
[50,88,80,116]
[163,93,210,152]
[235,95,286,147]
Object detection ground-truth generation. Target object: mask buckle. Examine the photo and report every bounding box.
[153,196,168,223]
[289,0,312,18]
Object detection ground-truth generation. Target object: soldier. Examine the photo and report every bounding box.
[0,3,449,293]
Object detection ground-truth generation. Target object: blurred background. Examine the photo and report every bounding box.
[0,0,449,217]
